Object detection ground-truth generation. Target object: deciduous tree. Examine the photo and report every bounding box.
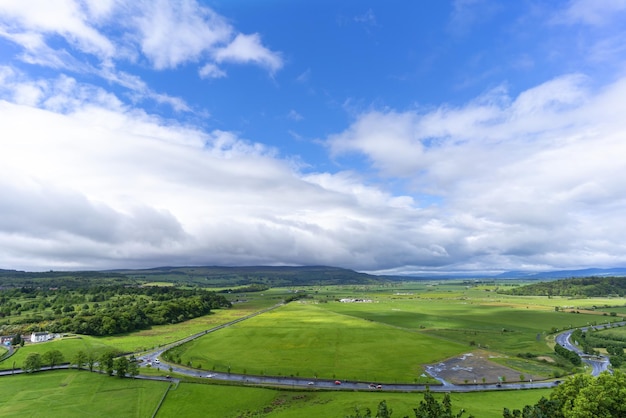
[43,349,64,369]
[114,356,129,378]
[23,352,42,373]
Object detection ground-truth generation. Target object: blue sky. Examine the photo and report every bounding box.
[1,0,626,275]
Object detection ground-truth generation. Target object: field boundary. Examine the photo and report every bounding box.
[151,382,174,418]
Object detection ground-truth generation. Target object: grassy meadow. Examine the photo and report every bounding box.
[0,370,168,417]
[158,381,553,418]
[0,290,284,371]
[168,281,624,383]
[0,369,551,418]
[168,302,466,383]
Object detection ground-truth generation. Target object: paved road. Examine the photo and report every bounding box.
[554,321,624,377]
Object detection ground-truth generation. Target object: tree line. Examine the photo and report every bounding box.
[1,285,231,336]
[22,349,140,378]
[503,276,626,297]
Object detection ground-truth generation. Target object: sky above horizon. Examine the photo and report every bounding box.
[1,0,626,275]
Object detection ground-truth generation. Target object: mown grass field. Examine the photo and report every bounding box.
[157,381,552,418]
[169,302,467,383]
[170,282,621,383]
[0,370,168,417]
[0,369,551,418]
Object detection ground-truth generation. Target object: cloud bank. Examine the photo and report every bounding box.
[0,1,625,275]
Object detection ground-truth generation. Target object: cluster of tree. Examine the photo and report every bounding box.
[22,349,65,372]
[503,276,626,297]
[0,269,130,289]
[97,351,139,378]
[503,371,626,417]
[554,343,582,366]
[1,285,231,336]
[346,390,472,418]
[571,328,626,366]
[22,349,139,378]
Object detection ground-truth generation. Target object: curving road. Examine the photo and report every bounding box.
[554,322,624,377]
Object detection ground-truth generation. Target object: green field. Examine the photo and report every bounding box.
[170,284,610,382]
[0,370,168,417]
[0,335,119,371]
[158,381,553,418]
[0,280,618,416]
[169,302,467,383]
[0,369,551,418]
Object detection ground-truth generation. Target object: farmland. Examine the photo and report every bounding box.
[0,369,551,418]
[168,281,623,384]
[1,275,626,417]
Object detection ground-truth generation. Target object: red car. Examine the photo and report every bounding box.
[334,380,341,385]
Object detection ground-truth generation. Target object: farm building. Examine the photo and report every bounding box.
[30,332,51,343]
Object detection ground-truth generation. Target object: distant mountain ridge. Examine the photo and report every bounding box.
[108,265,383,286]
[495,267,626,279]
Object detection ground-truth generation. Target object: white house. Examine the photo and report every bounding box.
[30,332,51,343]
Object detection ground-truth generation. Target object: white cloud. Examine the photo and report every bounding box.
[199,63,227,79]
[214,33,283,73]
[327,73,626,272]
[0,74,428,271]
[0,0,115,58]
[0,0,282,112]
[559,0,626,25]
[134,0,232,70]
[288,109,303,121]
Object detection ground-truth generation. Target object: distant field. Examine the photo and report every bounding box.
[0,370,168,417]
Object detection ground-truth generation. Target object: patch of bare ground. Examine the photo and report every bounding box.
[426,350,539,385]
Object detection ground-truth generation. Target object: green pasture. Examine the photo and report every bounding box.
[170,287,617,382]
[81,296,281,354]
[158,381,553,418]
[0,370,168,417]
[0,368,553,418]
[169,303,467,383]
[0,335,118,371]
[319,297,612,349]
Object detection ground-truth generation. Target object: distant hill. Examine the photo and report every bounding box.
[495,267,626,279]
[0,265,385,288]
[503,276,626,297]
[108,265,384,287]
